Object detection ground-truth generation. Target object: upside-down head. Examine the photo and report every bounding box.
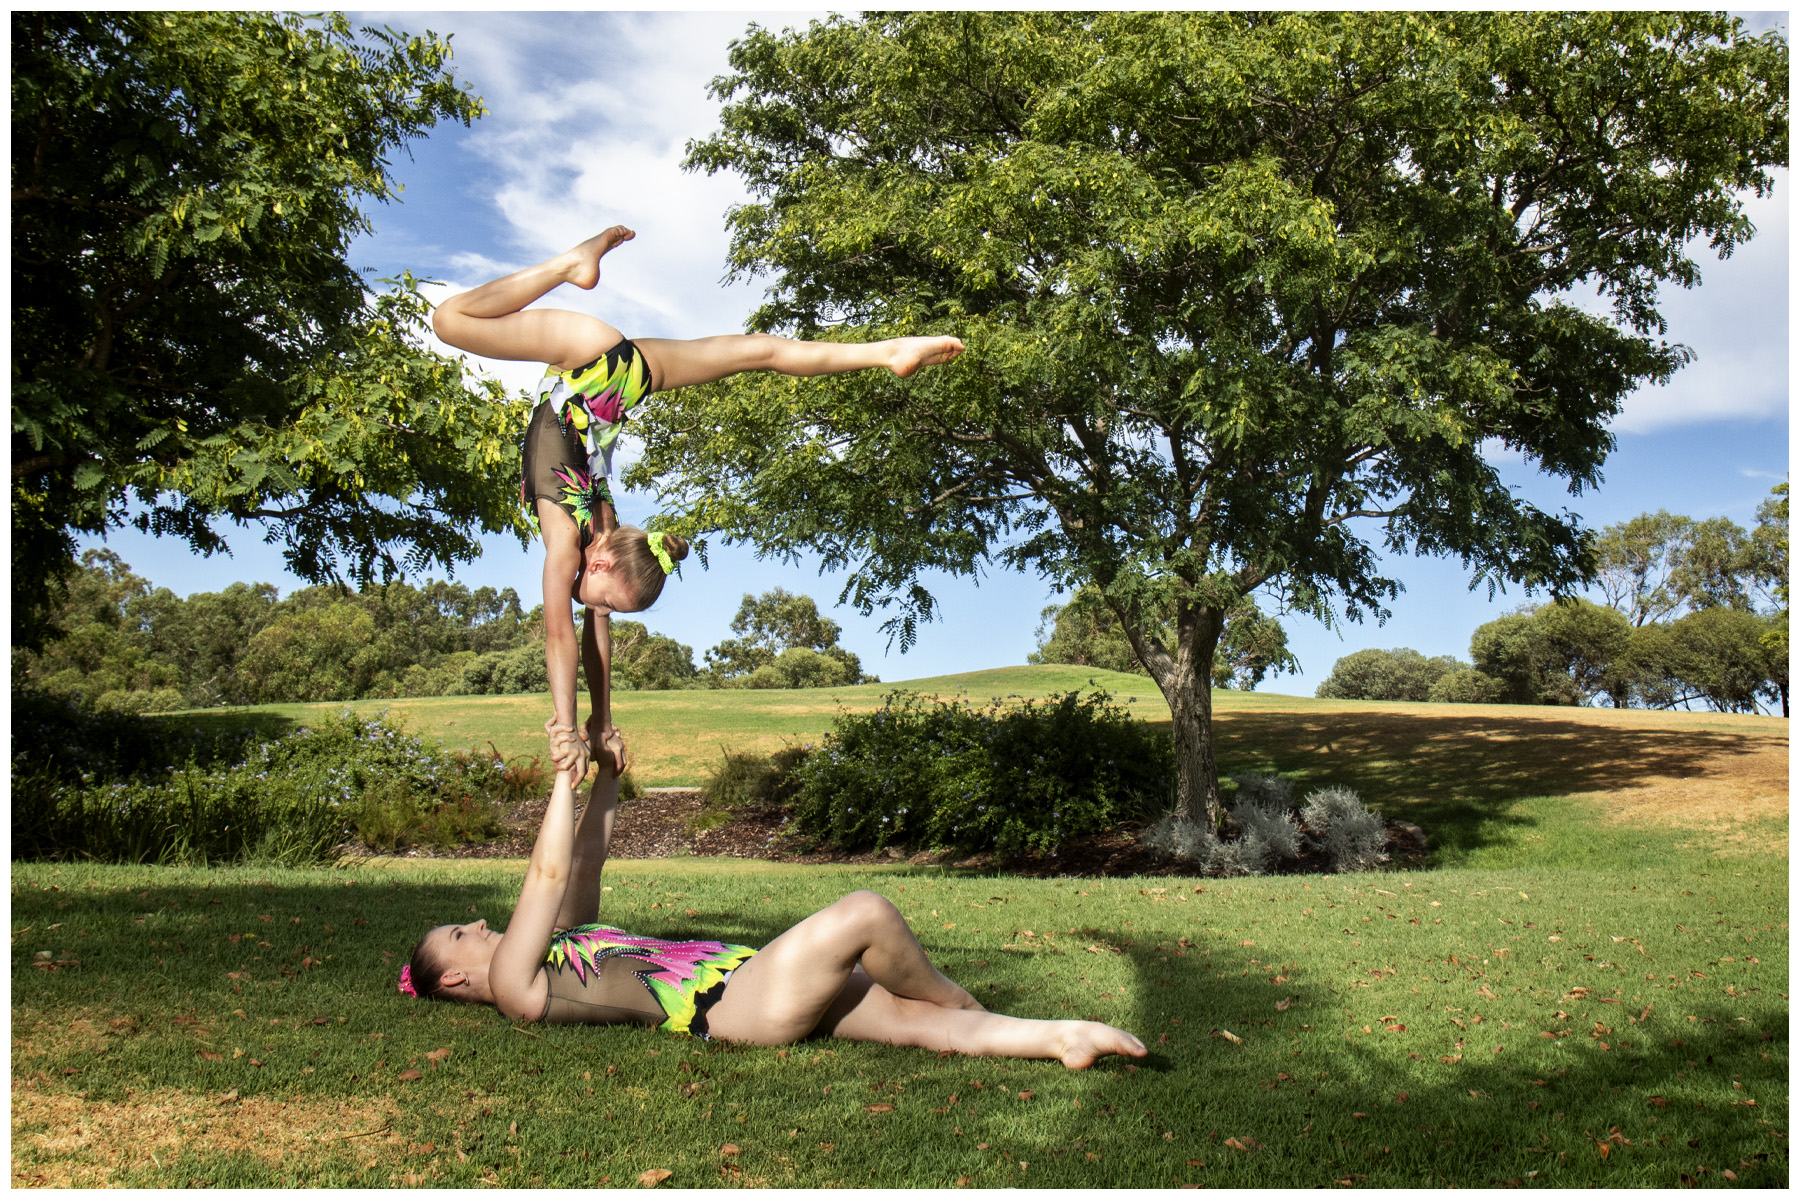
[577,526,689,613]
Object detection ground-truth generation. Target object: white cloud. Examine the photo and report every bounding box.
[1609,172,1789,433]
[361,10,823,341]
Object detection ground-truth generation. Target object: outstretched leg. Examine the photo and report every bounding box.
[432,227,635,370]
[813,971,1147,1069]
[636,332,964,392]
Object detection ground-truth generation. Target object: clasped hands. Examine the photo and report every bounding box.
[544,716,628,781]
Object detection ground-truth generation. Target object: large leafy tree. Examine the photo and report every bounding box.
[634,12,1787,824]
[12,11,530,648]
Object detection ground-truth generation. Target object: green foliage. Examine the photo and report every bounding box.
[13,552,553,706]
[1611,607,1786,715]
[705,588,875,688]
[1032,585,1296,690]
[12,11,527,649]
[1425,667,1506,705]
[1314,647,1467,702]
[612,620,699,691]
[11,708,514,864]
[791,688,1173,857]
[1470,599,1631,706]
[1593,497,1790,627]
[1460,590,1781,714]
[699,745,808,812]
[644,11,1788,825]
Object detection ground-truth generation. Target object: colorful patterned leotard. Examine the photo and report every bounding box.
[539,924,756,1036]
[519,338,656,550]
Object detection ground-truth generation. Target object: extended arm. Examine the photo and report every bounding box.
[487,764,583,1021]
[554,767,621,931]
[582,606,627,775]
[537,499,590,781]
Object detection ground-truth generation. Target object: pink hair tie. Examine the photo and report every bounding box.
[397,964,418,998]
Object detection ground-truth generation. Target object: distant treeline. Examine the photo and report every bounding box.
[1316,495,1790,716]
[12,552,874,711]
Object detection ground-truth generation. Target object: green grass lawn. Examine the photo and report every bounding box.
[12,816,1787,1188]
[15,671,1788,1186]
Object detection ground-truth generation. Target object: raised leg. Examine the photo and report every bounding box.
[432,228,634,370]
[635,332,964,392]
[701,891,981,1046]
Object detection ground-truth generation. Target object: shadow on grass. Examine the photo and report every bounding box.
[152,709,298,745]
[1146,708,1787,861]
[1020,928,1788,1187]
[12,869,1787,1188]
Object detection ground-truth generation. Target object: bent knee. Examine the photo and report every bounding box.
[828,890,903,934]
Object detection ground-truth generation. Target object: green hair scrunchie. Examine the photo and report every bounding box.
[647,531,679,577]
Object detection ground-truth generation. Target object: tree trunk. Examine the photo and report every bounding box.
[1163,602,1226,828]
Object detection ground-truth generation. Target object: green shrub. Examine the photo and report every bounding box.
[12,707,522,865]
[699,745,807,810]
[791,688,1172,858]
[1315,647,1467,701]
[1427,667,1505,704]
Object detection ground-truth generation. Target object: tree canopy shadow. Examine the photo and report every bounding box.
[1139,709,1787,859]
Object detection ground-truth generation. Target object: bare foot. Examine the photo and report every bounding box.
[563,226,636,290]
[887,335,964,378]
[1057,1021,1148,1070]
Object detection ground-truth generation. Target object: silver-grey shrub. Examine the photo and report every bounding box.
[1232,773,1294,809]
[1142,812,1220,866]
[1233,797,1303,862]
[1300,785,1389,872]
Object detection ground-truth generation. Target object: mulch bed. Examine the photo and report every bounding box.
[384,787,1428,878]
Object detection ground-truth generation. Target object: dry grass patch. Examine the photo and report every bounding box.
[10,1075,401,1187]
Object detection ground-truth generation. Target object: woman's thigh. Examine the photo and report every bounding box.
[634,335,774,392]
[698,900,878,1045]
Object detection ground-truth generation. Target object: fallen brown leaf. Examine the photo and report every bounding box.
[866,1103,895,1114]
[425,1047,450,1065]
[397,1069,422,1082]
[720,1144,740,1156]
[637,1168,672,1187]
[1275,998,1292,1012]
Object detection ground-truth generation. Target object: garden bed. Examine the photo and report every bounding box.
[392,787,1431,876]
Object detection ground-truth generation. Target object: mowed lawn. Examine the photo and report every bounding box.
[11,670,1789,1188]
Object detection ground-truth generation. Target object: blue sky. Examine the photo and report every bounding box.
[86,11,1791,697]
